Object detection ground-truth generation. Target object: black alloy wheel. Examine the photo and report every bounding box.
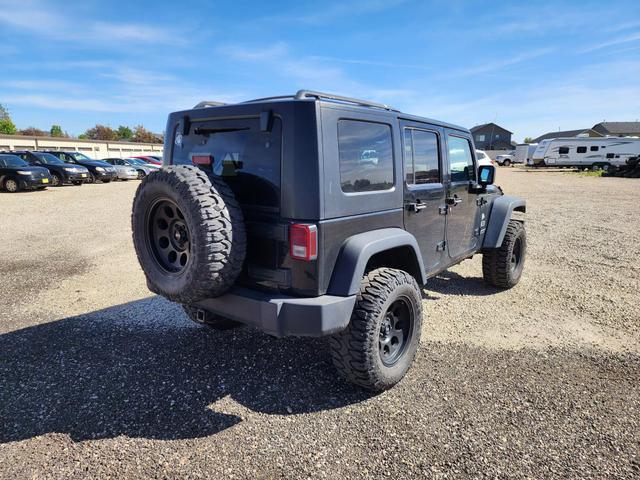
[147,199,191,274]
[378,297,413,366]
[510,237,523,275]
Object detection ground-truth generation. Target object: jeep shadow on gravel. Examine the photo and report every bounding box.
[132,90,527,391]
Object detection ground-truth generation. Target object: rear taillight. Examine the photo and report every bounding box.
[289,224,318,261]
[192,155,212,166]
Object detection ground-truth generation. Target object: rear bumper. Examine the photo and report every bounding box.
[194,287,356,338]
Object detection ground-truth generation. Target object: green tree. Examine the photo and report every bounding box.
[523,137,534,144]
[116,125,133,140]
[0,118,17,134]
[0,103,10,121]
[0,103,17,134]
[83,124,118,141]
[50,125,67,137]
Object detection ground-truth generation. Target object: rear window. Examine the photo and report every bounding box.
[338,120,394,193]
[175,117,282,208]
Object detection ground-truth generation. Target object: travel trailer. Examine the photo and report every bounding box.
[532,137,640,168]
[515,143,537,165]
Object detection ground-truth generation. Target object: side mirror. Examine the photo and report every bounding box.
[478,165,495,186]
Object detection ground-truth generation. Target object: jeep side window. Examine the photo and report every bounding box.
[338,120,393,193]
[447,135,475,182]
[403,128,439,185]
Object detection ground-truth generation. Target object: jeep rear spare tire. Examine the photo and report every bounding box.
[132,165,246,304]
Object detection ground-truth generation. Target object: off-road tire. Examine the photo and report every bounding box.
[329,268,423,391]
[132,165,246,304]
[182,305,242,330]
[482,220,526,289]
[503,159,511,167]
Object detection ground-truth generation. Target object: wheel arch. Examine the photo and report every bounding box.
[482,195,526,250]
[327,228,427,296]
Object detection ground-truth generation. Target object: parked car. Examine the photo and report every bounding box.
[496,151,516,166]
[104,157,159,180]
[475,149,494,166]
[102,158,139,181]
[11,151,89,186]
[42,151,117,183]
[131,90,527,391]
[0,153,52,192]
[133,155,162,165]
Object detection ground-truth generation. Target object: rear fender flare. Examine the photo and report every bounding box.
[482,195,526,249]
[327,228,427,296]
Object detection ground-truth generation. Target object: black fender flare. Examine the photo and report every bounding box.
[482,195,526,249]
[327,228,427,296]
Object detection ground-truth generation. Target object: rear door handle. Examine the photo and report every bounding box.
[407,202,427,212]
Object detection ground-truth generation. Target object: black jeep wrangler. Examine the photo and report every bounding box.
[132,91,526,391]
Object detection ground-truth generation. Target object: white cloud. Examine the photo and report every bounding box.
[218,43,362,93]
[445,48,555,78]
[0,0,179,45]
[261,0,409,25]
[308,55,430,70]
[581,32,640,53]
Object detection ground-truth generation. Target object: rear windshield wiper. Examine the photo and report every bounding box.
[193,127,250,135]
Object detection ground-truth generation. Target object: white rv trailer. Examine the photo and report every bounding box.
[515,143,537,165]
[532,137,640,168]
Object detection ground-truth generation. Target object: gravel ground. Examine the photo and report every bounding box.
[0,169,638,479]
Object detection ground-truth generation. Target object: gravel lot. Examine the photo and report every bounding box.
[1,169,638,479]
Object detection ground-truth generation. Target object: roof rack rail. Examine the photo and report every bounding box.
[294,90,398,111]
[193,101,228,108]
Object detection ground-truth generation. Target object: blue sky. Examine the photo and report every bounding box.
[1,0,639,141]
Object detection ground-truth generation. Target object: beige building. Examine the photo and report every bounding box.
[0,134,163,159]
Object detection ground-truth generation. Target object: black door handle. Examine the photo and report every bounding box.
[445,195,462,206]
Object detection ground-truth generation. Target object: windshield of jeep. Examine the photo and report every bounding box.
[174,116,282,209]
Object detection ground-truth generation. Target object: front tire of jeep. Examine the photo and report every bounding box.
[182,305,242,330]
[329,268,423,391]
[132,165,246,304]
[482,220,526,289]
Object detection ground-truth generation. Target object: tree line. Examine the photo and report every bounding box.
[0,104,163,144]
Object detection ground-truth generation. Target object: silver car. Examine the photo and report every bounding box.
[103,158,146,180]
[122,157,160,179]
